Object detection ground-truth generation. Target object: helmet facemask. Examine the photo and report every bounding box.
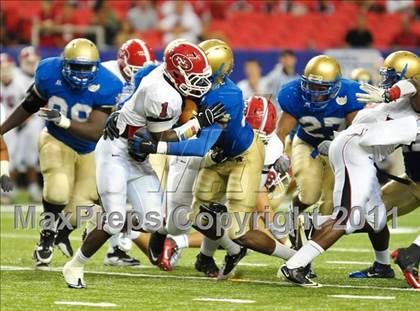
[172,65,212,98]
[379,64,408,89]
[301,76,341,110]
[62,60,98,89]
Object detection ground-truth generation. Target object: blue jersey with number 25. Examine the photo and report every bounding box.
[278,78,364,148]
[35,57,123,154]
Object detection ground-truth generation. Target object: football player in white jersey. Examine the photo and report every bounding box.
[346,51,420,280]
[101,39,157,267]
[0,53,26,202]
[14,47,43,203]
[62,40,224,288]
[279,51,420,287]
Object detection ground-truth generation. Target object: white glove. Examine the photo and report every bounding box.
[38,108,71,129]
[318,140,332,156]
[356,83,386,104]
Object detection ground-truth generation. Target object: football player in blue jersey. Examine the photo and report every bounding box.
[129,39,298,279]
[275,55,364,217]
[0,38,123,269]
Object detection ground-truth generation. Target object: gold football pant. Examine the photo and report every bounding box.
[291,136,334,215]
[192,134,265,240]
[38,130,97,226]
[382,175,420,218]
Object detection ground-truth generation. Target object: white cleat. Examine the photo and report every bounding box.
[62,261,86,289]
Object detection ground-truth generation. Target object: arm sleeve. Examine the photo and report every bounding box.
[167,124,222,157]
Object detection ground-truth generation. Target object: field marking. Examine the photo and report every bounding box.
[237,262,268,267]
[193,298,255,304]
[326,260,371,265]
[329,247,370,253]
[54,301,117,307]
[0,233,80,241]
[328,295,395,300]
[1,265,417,293]
[390,227,420,234]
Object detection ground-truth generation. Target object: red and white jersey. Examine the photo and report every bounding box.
[338,98,419,161]
[0,69,26,120]
[117,64,183,134]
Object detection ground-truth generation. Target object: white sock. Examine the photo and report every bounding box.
[317,215,331,226]
[129,231,140,240]
[170,234,189,249]
[217,233,240,255]
[69,248,89,267]
[286,240,324,269]
[200,236,219,257]
[108,234,119,252]
[414,234,420,247]
[271,240,296,260]
[375,249,390,265]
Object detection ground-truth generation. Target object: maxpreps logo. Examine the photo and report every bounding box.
[171,53,193,71]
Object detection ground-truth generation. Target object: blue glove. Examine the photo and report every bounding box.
[128,128,157,162]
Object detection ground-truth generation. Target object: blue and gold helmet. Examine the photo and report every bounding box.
[379,51,419,88]
[301,55,341,110]
[62,38,100,88]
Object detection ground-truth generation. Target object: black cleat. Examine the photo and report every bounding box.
[218,246,247,280]
[195,253,219,278]
[391,246,419,289]
[280,264,319,287]
[54,228,74,257]
[104,247,140,266]
[148,232,166,265]
[33,230,55,270]
[349,261,395,278]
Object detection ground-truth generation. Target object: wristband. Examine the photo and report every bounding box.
[0,160,10,177]
[389,80,417,101]
[57,115,71,129]
[156,141,168,154]
[173,118,200,141]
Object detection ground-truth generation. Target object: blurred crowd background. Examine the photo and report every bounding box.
[1,0,420,49]
[1,0,419,202]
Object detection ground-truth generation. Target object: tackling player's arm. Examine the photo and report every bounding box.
[67,108,111,141]
[345,110,359,125]
[0,84,45,135]
[276,111,297,145]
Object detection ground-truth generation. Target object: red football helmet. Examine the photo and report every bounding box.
[245,96,277,137]
[19,46,40,76]
[118,39,157,81]
[163,41,212,98]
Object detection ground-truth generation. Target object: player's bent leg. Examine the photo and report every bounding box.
[291,137,324,211]
[36,131,75,269]
[383,177,420,219]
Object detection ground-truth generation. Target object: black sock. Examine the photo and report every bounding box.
[41,199,66,232]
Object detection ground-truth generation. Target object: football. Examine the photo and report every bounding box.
[178,98,198,124]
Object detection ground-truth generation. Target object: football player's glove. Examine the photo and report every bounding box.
[103,111,120,140]
[318,140,332,156]
[38,108,71,129]
[128,129,156,162]
[273,154,290,176]
[0,175,13,192]
[356,83,391,104]
[195,103,226,128]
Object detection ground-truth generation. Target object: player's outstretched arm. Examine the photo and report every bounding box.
[67,108,110,141]
[276,111,297,145]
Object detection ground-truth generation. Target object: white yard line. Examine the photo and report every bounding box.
[326,260,372,265]
[237,263,268,267]
[390,227,420,234]
[1,265,417,293]
[193,298,255,304]
[329,247,370,253]
[1,233,80,241]
[54,301,117,307]
[328,294,395,300]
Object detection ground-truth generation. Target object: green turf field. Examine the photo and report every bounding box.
[1,205,419,311]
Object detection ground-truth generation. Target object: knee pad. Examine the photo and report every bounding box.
[226,211,250,240]
[192,203,227,240]
[43,174,71,205]
[297,180,321,206]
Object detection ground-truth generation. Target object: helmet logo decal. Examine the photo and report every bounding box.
[172,53,193,71]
